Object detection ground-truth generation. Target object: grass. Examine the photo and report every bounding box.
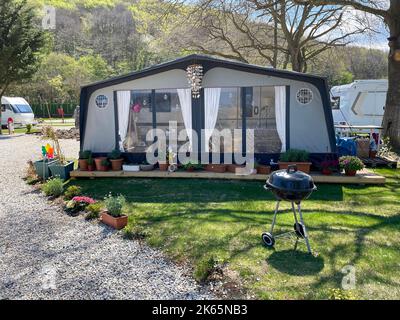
[1,128,40,134]
[67,168,400,299]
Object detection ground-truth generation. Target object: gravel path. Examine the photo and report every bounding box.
[0,134,213,300]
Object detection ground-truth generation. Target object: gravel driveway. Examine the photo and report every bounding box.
[0,134,213,299]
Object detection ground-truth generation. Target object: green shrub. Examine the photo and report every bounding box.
[87,156,94,166]
[79,150,92,159]
[26,124,32,133]
[101,159,110,167]
[280,149,309,162]
[41,178,64,197]
[64,185,82,200]
[194,256,217,282]
[104,194,126,217]
[85,202,103,220]
[108,149,122,160]
[327,288,358,300]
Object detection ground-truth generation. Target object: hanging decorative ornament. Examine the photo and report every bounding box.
[186,64,203,98]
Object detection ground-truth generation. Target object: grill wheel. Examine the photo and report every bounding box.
[261,232,275,247]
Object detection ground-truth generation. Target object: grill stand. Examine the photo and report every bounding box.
[264,200,312,254]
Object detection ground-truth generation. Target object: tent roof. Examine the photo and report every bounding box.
[81,54,327,91]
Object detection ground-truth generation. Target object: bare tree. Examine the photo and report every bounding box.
[181,0,366,72]
[186,1,286,67]
[295,0,400,150]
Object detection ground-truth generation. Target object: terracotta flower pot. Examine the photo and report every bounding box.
[158,162,168,171]
[256,165,271,175]
[100,211,128,230]
[185,167,195,172]
[94,157,106,169]
[227,164,245,173]
[345,169,357,176]
[278,162,312,174]
[87,164,95,171]
[205,164,226,173]
[110,158,124,171]
[78,159,88,171]
[369,150,377,159]
[321,168,332,175]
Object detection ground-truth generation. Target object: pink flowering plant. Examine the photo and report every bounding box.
[339,156,364,172]
[66,196,96,215]
[321,159,339,171]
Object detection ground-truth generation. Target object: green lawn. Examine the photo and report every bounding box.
[1,128,40,134]
[68,168,400,299]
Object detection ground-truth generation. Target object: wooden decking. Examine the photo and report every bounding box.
[70,168,385,185]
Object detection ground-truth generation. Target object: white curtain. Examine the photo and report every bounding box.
[204,88,221,152]
[177,89,193,150]
[117,91,131,151]
[275,86,286,152]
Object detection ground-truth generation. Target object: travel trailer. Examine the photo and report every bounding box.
[331,80,388,128]
[79,54,336,165]
[1,96,35,128]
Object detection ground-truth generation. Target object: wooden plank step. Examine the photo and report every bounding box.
[70,168,385,185]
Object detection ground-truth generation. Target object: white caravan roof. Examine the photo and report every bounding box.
[331,80,388,95]
[1,96,30,105]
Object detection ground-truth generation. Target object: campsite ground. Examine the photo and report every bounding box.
[0,134,212,299]
[69,169,400,300]
[1,133,399,300]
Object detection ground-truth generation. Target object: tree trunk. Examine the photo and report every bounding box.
[382,5,400,151]
[290,49,302,72]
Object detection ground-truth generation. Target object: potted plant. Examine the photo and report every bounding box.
[87,156,95,171]
[183,161,197,172]
[34,158,57,180]
[140,160,154,171]
[100,194,127,230]
[278,149,312,173]
[320,159,339,175]
[339,156,364,176]
[94,156,106,170]
[157,150,168,171]
[255,160,271,175]
[97,158,110,171]
[108,149,124,171]
[42,126,75,181]
[78,150,91,171]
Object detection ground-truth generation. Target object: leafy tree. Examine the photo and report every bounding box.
[0,0,48,131]
[9,52,113,104]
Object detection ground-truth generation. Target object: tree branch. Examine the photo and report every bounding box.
[294,0,388,18]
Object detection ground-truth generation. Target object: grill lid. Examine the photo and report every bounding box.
[267,165,315,192]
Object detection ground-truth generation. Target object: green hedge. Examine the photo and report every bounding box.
[30,102,78,118]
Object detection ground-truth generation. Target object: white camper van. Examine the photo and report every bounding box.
[1,97,35,128]
[331,80,388,127]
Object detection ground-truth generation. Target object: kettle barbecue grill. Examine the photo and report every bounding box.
[262,165,317,254]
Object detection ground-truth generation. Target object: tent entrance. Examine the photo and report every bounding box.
[115,85,287,158]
